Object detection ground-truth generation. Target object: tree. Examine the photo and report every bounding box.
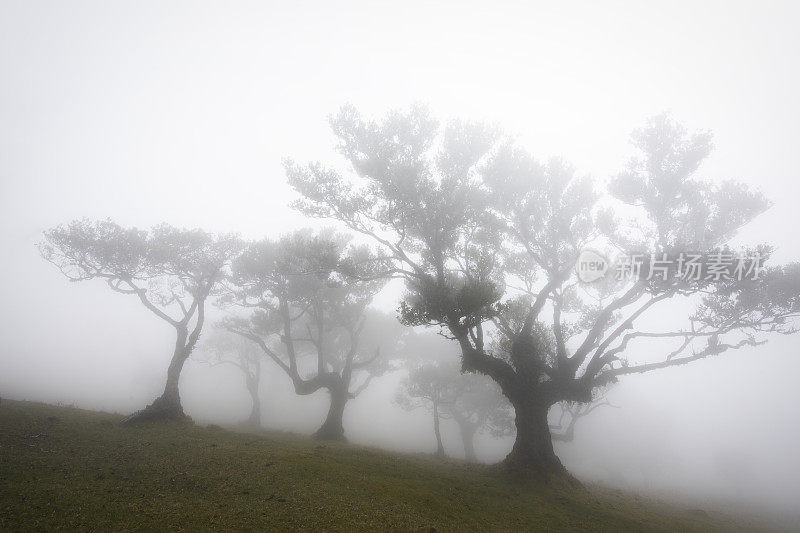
[395,362,455,457]
[443,371,514,462]
[549,398,617,444]
[397,359,612,461]
[224,229,390,441]
[287,107,800,482]
[394,325,528,462]
[39,219,241,422]
[396,359,514,461]
[194,328,264,427]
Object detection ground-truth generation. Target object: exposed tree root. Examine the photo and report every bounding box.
[120,395,190,425]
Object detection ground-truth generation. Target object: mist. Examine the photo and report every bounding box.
[2,1,799,530]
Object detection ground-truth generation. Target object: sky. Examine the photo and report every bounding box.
[1,0,799,518]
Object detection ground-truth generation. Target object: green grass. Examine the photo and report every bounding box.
[0,399,762,531]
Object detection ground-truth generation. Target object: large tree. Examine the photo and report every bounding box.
[39,219,241,422]
[287,107,800,482]
[224,229,390,441]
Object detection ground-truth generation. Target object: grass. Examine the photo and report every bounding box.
[0,399,765,531]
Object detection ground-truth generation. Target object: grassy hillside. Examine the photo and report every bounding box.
[0,400,762,531]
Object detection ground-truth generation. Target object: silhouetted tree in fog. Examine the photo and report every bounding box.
[395,362,453,457]
[224,229,391,441]
[396,360,513,461]
[287,106,800,482]
[549,398,617,443]
[194,328,264,427]
[443,370,514,462]
[39,219,241,422]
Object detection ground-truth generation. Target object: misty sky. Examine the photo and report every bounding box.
[2,0,799,517]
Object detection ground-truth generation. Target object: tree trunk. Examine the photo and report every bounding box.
[457,420,478,462]
[432,399,445,457]
[122,329,191,424]
[314,385,348,441]
[455,328,580,484]
[245,374,261,428]
[502,396,577,485]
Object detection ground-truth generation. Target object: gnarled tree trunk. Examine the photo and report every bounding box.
[122,328,192,424]
[458,337,578,484]
[502,393,576,485]
[245,374,261,428]
[314,384,348,441]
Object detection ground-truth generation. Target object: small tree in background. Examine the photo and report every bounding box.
[442,370,514,462]
[39,219,241,422]
[395,359,513,461]
[395,362,454,457]
[194,328,264,428]
[224,229,391,441]
[548,398,617,443]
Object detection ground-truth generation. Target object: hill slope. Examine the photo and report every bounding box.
[0,400,759,531]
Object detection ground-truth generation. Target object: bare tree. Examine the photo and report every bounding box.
[223,229,390,441]
[194,328,264,427]
[39,219,241,422]
[287,107,800,482]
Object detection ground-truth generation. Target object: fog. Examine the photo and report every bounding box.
[2,1,799,526]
